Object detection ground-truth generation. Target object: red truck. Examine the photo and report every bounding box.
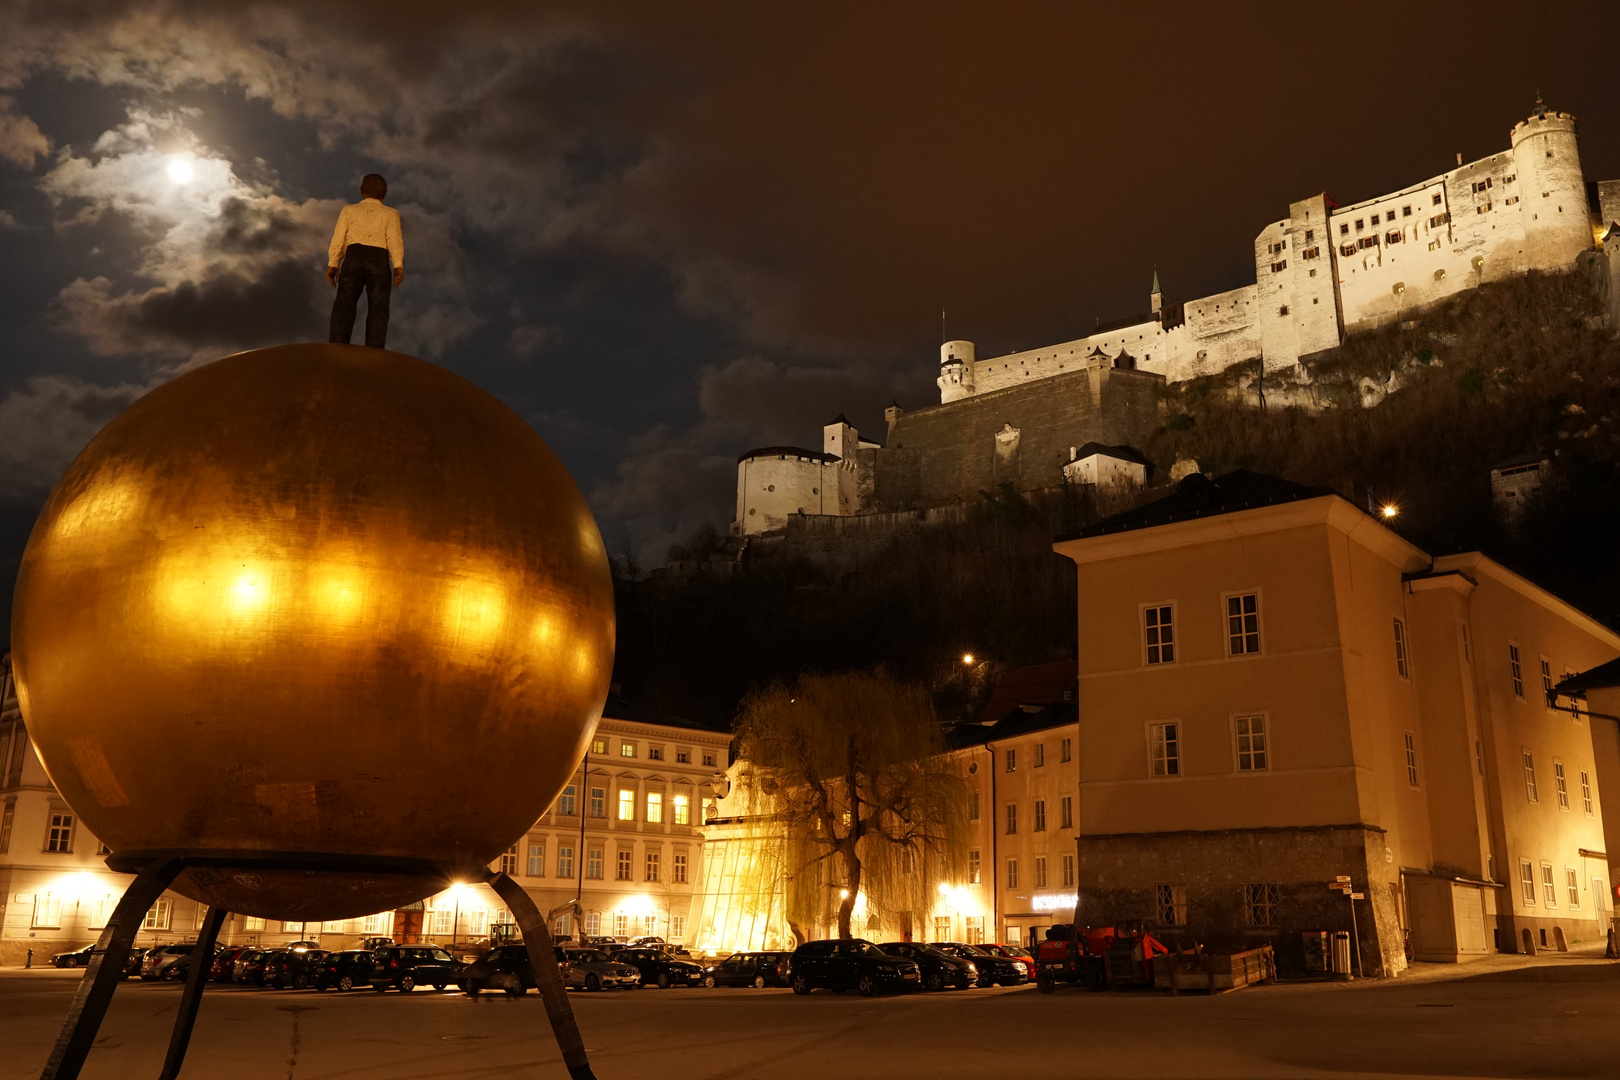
[1034,920,1170,992]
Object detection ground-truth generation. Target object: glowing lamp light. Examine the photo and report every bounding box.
[839,889,850,900]
[961,653,975,665]
[1380,504,1399,520]
[166,156,194,185]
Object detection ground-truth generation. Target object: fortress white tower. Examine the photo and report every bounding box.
[937,339,977,403]
[1511,99,1593,270]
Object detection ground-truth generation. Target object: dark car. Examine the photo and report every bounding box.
[933,942,1028,987]
[789,939,921,996]
[459,945,540,997]
[370,943,462,992]
[702,950,793,988]
[211,946,252,982]
[232,949,267,984]
[614,947,705,989]
[140,944,197,981]
[878,942,975,991]
[53,944,95,968]
[124,948,153,979]
[263,947,329,990]
[315,950,374,991]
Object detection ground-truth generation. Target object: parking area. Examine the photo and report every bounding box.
[3,953,1619,1079]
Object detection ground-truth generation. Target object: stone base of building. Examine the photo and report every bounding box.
[1079,823,1403,977]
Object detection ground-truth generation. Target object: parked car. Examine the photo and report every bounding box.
[53,944,95,968]
[233,949,268,984]
[263,947,329,989]
[980,943,1036,980]
[613,947,705,989]
[789,939,921,996]
[932,942,1028,987]
[878,942,975,991]
[370,943,462,992]
[626,935,666,948]
[125,947,157,979]
[702,951,793,988]
[315,950,374,991]
[140,944,196,981]
[211,946,253,982]
[559,948,641,991]
[459,945,538,997]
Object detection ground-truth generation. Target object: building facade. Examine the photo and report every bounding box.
[0,656,730,965]
[1052,472,1618,974]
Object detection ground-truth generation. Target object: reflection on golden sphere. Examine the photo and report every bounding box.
[10,344,615,920]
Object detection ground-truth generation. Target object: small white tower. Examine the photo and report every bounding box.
[1511,97,1593,270]
[1150,269,1163,316]
[937,340,977,404]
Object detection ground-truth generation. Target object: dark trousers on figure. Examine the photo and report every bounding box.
[328,244,393,348]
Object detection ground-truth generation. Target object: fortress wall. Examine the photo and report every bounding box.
[737,455,837,535]
[879,367,1163,510]
[746,503,977,571]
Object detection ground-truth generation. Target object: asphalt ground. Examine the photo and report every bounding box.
[2,952,1617,1079]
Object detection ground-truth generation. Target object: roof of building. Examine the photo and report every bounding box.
[737,446,838,463]
[1071,442,1150,466]
[1554,657,1620,694]
[1151,269,1161,295]
[1490,450,1551,471]
[827,413,850,426]
[951,700,1078,749]
[974,662,1077,726]
[601,694,731,736]
[1061,469,1335,541]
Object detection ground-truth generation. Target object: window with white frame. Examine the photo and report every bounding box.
[1062,853,1075,887]
[616,849,632,881]
[969,849,981,885]
[1007,858,1019,888]
[618,789,635,820]
[620,742,636,758]
[557,785,576,816]
[1540,658,1553,706]
[556,844,574,878]
[499,845,519,875]
[591,738,607,755]
[1034,856,1048,888]
[1033,743,1045,767]
[646,792,663,824]
[1461,621,1472,664]
[586,846,603,879]
[645,851,660,882]
[31,893,62,929]
[1060,795,1073,829]
[670,915,685,944]
[1061,738,1072,762]
[673,851,688,883]
[1522,750,1538,802]
[1156,883,1187,926]
[244,916,267,931]
[934,915,953,941]
[673,793,690,825]
[647,745,663,761]
[1150,722,1180,777]
[1393,619,1409,678]
[528,842,546,877]
[583,912,601,937]
[1235,716,1267,771]
[362,913,390,935]
[589,786,605,818]
[1244,882,1279,926]
[428,908,453,934]
[46,812,74,853]
[1005,748,1017,773]
[143,899,172,931]
[285,920,305,935]
[676,748,690,763]
[0,801,13,854]
[1033,799,1046,831]
[88,894,116,930]
[1554,761,1569,811]
[964,917,984,944]
[1509,643,1525,699]
[1541,863,1557,907]
[1519,859,1536,905]
[969,789,980,821]
[1005,803,1017,834]
[1566,867,1580,908]
[1581,770,1594,816]
[1144,605,1176,664]
[614,913,629,937]
[1226,593,1260,655]
[701,751,717,767]
[1404,733,1419,787]
[467,909,489,936]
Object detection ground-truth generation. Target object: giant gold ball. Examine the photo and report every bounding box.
[10,344,615,920]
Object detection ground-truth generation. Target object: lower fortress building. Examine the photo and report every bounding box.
[736,102,1620,541]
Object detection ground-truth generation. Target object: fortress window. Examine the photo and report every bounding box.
[1430,212,1450,227]
[1371,213,1380,225]
[1340,243,1358,257]
[1355,218,1365,231]
[1278,305,1289,316]
[1357,236,1379,250]
[1386,230,1403,244]
[1271,260,1287,272]
[1304,228,1315,241]
[1402,206,1412,216]
[1432,193,1443,205]
[1505,196,1519,206]
[1340,223,1349,236]
[1429,240,1441,251]
[1504,174,1515,183]
[1477,203,1491,214]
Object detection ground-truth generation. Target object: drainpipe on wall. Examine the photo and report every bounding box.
[986,741,998,944]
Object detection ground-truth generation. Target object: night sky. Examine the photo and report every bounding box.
[2,1,1617,632]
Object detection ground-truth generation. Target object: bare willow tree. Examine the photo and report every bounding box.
[734,669,969,940]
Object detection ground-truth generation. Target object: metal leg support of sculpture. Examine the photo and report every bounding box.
[489,872,597,1080]
[40,856,186,1080]
[158,904,228,1080]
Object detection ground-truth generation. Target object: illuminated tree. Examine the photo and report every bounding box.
[734,670,969,940]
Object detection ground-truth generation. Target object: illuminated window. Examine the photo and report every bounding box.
[646,792,663,824]
[587,847,603,880]
[361,913,389,935]
[31,894,62,929]
[87,895,116,930]
[1235,716,1268,771]
[934,915,952,941]
[1227,594,1260,655]
[244,916,266,931]
[46,812,74,853]
[1567,868,1581,909]
[591,738,606,755]
[965,917,984,945]
[673,852,688,883]
[1244,882,1278,927]
[620,742,636,758]
[673,794,690,825]
[670,915,685,944]
[969,849,981,885]
[1144,605,1175,665]
[1520,860,1536,905]
[589,787,605,818]
[1150,722,1179,777]
[618,789,635,820]
[558,785,576,816]
[614,914,629,937]
[467,909,489,936]
[616,850,632,881]
[645,851,660,882]
[143,899,172,931]
[1156,884,1187,926]
[1541,863,1557,908]
[499,845,519,875]
[556,845,574,879]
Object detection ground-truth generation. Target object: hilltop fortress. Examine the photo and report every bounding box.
[734,103,1620,540]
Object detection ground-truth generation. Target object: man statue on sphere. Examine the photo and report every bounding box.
[326,172,404,349]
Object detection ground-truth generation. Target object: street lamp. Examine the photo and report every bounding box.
[1381,504,1399,521]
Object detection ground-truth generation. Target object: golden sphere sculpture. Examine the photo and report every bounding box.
[10,344,615,920]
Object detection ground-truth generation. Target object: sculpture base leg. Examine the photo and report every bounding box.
[490,872,597,1080]
[159,903,228,1080]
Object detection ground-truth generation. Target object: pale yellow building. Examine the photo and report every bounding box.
[1053,471,1618,974]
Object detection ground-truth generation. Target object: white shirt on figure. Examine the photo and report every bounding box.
[327,198,404,269]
